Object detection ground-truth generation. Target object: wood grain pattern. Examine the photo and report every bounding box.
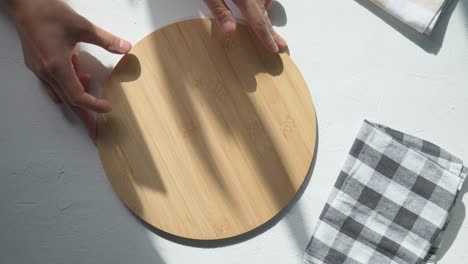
[96,18,317,240]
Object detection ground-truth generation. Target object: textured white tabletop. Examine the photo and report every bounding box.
[1,0,467,263]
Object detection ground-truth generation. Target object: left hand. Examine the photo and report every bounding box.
[4,0,132,140]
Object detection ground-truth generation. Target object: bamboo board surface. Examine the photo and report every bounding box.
[96,18,317,240]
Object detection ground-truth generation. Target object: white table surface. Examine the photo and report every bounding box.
[1,0,467,263]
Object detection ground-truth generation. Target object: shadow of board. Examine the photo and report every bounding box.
[92,17,317,249]
[355,0,459,54]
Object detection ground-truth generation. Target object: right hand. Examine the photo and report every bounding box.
[204,0,287,53]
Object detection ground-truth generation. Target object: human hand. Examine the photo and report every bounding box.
[3,0,132,139]
[203,0,286,53]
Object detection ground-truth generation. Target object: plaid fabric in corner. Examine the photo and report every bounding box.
[304,120,467,264]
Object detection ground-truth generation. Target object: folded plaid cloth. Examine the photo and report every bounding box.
[365,0,453,34]
[304,120,467,264]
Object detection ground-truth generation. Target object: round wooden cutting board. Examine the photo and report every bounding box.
[96,18,317,240]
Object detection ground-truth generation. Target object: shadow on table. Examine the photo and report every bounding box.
[74,50,166,264]
[355,0,459,54]
[434,174,468,262]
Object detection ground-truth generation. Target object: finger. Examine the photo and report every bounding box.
[73,106,97,140]
[54,62,112,113]
[41,79,62,104]
[204,0,236,33]
[71,52,79,72]
[48,78,68,105]
[72,54,95,99]
[236,0,278,53]
[257,0,287,50]
[80,24,132,54]
[263,0,273,9]
[46,87,62,104]
[49,77,97,139]
[273,31,287,50]
[72,54,93,93]
[79,74,91,92]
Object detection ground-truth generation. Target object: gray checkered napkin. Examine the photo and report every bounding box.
[305,120,467,264]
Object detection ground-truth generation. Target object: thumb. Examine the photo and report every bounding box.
[82,24,132,54]
[204,0,236,33]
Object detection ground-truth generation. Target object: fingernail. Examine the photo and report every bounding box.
[119,39,132,52]
[221,21,236,33]
[277,35,288,48]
